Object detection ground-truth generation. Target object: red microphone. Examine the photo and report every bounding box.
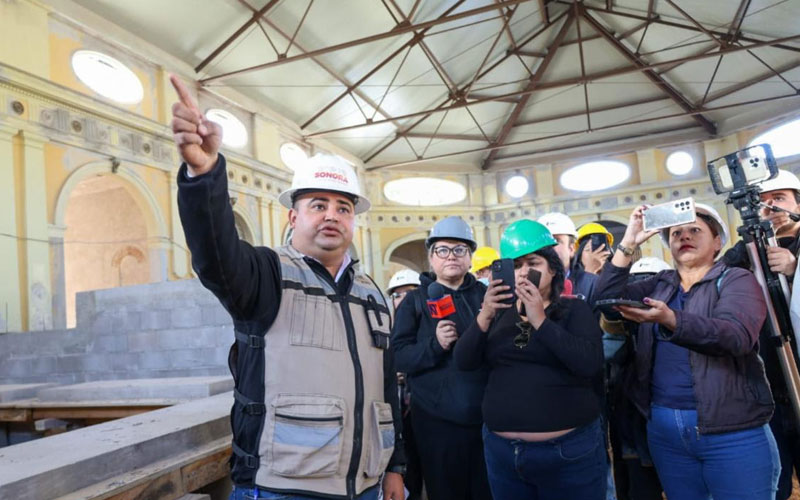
[427,282,456,319]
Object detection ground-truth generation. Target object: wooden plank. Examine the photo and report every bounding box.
[181,447,230,492]
[32,406,165,421]
[0,408,31,422]
[106,468,184,500]
[53,438,230,500]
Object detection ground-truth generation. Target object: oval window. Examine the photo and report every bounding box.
[71,50,144,104]
[560,161,630,191]
[383,177,466,206]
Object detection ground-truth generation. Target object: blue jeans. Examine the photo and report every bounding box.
[229,485,379,500]
[482,419,607,500]
[647,405,780,500]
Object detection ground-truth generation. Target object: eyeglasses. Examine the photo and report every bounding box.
[391,291,409,300]
[514,321,533,349]
[432,245,470,259]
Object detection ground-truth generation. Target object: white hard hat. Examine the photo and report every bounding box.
[631,257,673,274]
[278,153,370,214]
[387,269,421,293]
[537,212,577,237]
[659,203,729,247]
[758,169,800,195]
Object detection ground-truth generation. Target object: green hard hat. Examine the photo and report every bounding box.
[500,219,557,260]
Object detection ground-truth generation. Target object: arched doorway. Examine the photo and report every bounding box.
[386,238,427,280]
[233,212,255,245]
[63,175,152,327]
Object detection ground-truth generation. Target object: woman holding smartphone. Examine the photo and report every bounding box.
[454,219,605,500]
[594,203,778,500]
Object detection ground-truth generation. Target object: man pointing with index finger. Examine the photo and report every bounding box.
[169,75,406,500]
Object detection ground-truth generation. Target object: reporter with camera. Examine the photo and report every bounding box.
[454,220,605,500]
[724,169,800,500]
[391,216,491,500]
[596,203,778,500]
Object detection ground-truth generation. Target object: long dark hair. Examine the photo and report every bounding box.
[535,245,566,305]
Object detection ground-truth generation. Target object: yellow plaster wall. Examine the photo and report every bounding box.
[0,1,49,79]
[44,143,69,224]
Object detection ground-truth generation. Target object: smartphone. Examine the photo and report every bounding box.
[491,258,516,304]
[595,298,651,309]
[527,268,541,288]
[643,197,696,233]
[589,233,610,252]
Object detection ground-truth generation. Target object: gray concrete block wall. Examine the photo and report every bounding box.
[0,279,235,385]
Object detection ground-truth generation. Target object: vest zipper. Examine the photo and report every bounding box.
[306,258,364,499]
[340,300,364,500]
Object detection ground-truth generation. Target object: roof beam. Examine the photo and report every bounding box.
[579,5,717,135]
[514,96,670,127]
[401,132,490,141]
[307,32,800,139]
[567,2,800,54]
[299,0,468,129]
[195,0,280,72]
[363,7,570,163]
[366,93,798,170]
[704,59,800,104]
[200,0,533,84]
[482,13,574,169]
[231,1,397,125]
[725,0,752,44]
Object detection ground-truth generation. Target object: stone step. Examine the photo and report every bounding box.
[36,376,233,402]
[0,391,232,499]
[0,383,56,402]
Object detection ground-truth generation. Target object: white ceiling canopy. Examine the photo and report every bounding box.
[70,0,800,172]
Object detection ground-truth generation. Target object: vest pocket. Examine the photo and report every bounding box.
[365,307,391,349]
[364,401,396,477]
[269,394,345,478]
[289,294,343,351]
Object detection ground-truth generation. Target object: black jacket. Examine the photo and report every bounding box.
[391,272,488,425]
[177,156,403,489]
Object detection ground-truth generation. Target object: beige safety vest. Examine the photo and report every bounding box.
[252,245,394,497]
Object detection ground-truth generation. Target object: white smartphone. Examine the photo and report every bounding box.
[643,197,696,232]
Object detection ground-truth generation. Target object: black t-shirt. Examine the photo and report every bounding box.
[454,299,604,432]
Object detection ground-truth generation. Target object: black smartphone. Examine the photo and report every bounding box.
[491,258,516,304]
[595,298,651,309]
[527,268,541,288]
[590,233,610,252]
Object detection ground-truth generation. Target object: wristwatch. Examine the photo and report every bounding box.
[387,465,407,477]
[617,244,637,257]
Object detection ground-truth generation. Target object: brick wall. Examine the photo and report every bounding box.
[0,280,233,384]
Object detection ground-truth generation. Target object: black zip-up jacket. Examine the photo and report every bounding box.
[391,272,488,425]
[177,155,404,490]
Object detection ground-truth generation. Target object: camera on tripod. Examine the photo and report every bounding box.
[707,142,800,427]
[707,144,778,195]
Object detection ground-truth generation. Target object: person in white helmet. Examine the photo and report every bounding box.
[537,212,577,271]
[538,212,600,303]
[723,170,800,500]
[170,75,405,500]
[386,268,424,500]
[387,269,421,311]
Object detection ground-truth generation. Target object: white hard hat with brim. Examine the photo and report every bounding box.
[278,153,371,214]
